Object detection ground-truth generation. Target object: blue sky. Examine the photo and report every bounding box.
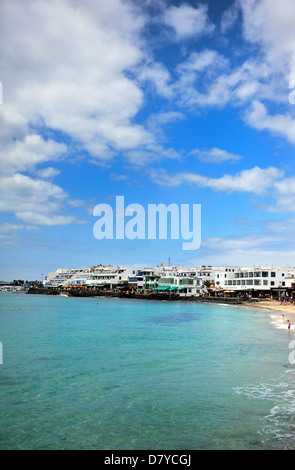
[1,0,295,280]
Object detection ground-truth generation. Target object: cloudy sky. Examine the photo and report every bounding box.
[1,0,295,279]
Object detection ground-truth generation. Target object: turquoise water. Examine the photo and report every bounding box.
[0,292,295,450]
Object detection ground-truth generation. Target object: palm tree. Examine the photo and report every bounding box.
[202,280,214,289]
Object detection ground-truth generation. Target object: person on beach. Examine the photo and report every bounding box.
[282,314,285,322]
[287,320,291,330]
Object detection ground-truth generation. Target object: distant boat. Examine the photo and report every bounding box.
[60,293,69,297]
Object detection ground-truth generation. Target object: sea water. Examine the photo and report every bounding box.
[0,292,294,450]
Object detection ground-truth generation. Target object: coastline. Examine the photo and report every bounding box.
[242,299,295,330]
[25,286,246,304]
[25,287,295,329]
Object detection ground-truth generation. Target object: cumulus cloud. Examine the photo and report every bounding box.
[239,0,295,81]
[150,164,295,216]
[246,100,295,144]
[0,0,154,226]
[0,173,83,226]
[163,3,215,41]
[0,0,151,161]
[0,135,66,176]
[174,56,272,109]
[150,166,284,195]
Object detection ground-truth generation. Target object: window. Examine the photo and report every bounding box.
[282,282,285,286]
[271,281,275,286]
[263,280,268,286]
[271,272,276,277]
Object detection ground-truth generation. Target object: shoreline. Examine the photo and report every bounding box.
[24,287,295,330]
[242,299,295,330]
[26,286,248,305]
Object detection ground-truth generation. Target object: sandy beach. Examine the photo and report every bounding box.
[244,299,295,329]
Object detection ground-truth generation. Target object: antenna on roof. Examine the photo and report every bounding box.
[168,257,171,266]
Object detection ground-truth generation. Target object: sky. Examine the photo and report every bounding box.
[1,0,295,280]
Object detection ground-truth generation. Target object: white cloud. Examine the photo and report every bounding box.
[0,173,84,226]
[0,0,151,163]
[150,166,284,195]
[189,213,295,267]
[220,1,240,33]
[190,147,243,164]
[191,241,295,268]
[246,100,295,144]
[35,167,61,179]
[203,234,282,251]
[0,223,39,233]
[0,0,161,227]
[239,0,295,81]
[137,61,173,98]
[163,3,215,41]
[0,135,66,176]
[123,143,182,167]
[176,49,228,76]
[151,164,295,215]
[16,212,80,227]
[174,57,272,109]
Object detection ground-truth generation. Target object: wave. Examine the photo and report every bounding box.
[234,380,295,449]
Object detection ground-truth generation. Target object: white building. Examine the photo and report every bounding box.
[155,275,202,297]
[43,264,295,296]
[216,266,295,293]
[44,265,136,288]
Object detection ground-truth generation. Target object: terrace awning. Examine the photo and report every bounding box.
[154,286,170,290]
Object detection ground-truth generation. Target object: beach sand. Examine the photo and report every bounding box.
[244,299,295,330]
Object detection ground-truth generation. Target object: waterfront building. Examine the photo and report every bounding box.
[218,266,295,297]
[43,264,295,298]
[154,275,202,297]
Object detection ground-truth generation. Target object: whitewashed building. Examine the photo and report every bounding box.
[217,267,295,293]
[154,275,202,297]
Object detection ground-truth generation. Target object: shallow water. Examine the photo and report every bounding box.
[0,292,294,450]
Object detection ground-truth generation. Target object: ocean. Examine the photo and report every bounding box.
[0,292,294,450]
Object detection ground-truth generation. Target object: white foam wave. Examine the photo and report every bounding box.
[234,381,295,449]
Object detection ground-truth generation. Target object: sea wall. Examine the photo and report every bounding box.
[26,287,248,304]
